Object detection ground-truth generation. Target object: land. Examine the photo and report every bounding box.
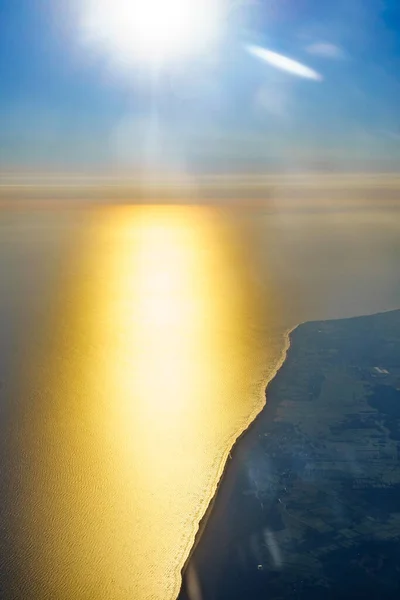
[179,309,400,600]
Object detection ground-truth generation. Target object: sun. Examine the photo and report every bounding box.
[82,0,224,65]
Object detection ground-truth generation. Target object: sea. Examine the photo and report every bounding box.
[0,203,399,599]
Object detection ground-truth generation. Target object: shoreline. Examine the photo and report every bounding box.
[174,321,299,597]
[175,307,397,599]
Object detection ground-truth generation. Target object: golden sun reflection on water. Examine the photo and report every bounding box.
[16,206,282,599]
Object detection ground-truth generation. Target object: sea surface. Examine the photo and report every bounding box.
[0,204,400,599]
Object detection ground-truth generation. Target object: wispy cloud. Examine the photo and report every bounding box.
[306,42,345,59]
[246,45,322,81]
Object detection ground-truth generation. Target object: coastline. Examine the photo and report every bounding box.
[174,307,398,599]
[174,321,300,598]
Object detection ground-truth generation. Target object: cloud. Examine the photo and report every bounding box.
[306,42,345,59]
[246,45,322,81]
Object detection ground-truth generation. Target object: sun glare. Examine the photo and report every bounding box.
[82,0,224,65]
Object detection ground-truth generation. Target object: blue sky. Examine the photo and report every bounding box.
[1,0,400,171]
